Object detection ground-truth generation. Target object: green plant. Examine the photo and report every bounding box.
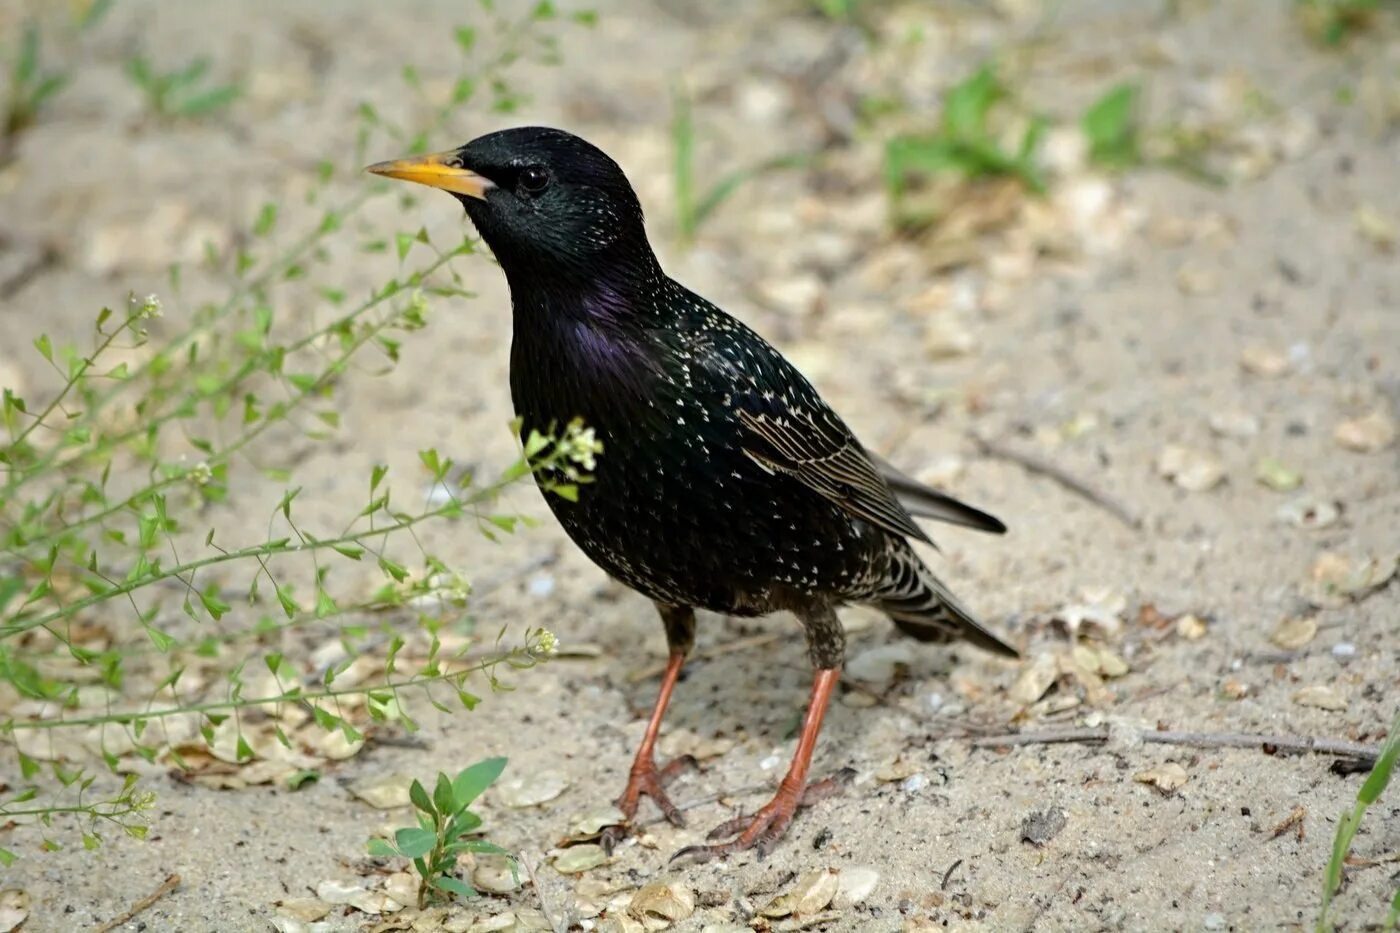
[670,86,810,246]
[2,23,69,159]
[124,55,241,120]
[0,3,595,861]
[1316,709,1400,931]
[882,63,1046,226]
[1296,0,1391,45]
[0,4,113,163]
[807,0,864,20]
[1082,82,1141,169]
[368,757,513,905]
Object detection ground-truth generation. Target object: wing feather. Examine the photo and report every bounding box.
[738,406,932,544]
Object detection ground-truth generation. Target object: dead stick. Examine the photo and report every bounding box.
[520,852,565,933]
[971,727,1380,764]
[1142,730,1379,762]
[970,433,1142,530]
[95,873,180,933]
[971,728,1107,748]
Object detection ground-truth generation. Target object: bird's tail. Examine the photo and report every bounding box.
[869,542,1019,658]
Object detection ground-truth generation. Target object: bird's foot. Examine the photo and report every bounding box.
[671,768,854,863]
[599,754,698,853]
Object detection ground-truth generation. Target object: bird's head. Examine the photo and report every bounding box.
[367,127,654,287]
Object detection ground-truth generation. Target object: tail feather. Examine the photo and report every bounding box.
[870,453,1007,535]
[870,542,1019,658]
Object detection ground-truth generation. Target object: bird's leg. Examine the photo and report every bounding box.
[673,604,845,863]
[612,605,698,831]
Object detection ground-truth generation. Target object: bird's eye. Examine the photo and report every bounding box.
[519,165,550,194]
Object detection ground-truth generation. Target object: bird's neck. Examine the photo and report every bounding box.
[501,243,668,330]
[504,252,670,431]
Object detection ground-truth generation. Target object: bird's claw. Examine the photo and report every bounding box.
[600,754,699,854]
[670,768,853,864]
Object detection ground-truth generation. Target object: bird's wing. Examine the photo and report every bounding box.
[737,404,933,544]
[869,452,1007,534]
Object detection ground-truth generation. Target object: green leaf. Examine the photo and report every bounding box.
[451,757,507,808]
[0,847,14,867]
[434,772,456,815]
[943,64,1001,141]
[235,734,254,762]
[332,544,364,561]
[1082,83,1140,168]
[275,584,298,618]
[394,826,437,859]
[370,464,388,493]
[431,875,476,899]
[176,84,240,117]
[457,839,510,857]
[199,589,231,620]
[144,624,176,652]
[409,778,436,817]
[446,809,482,839]
[253,202,278,236]
[1359,723,1400,805]
[378,557,408,583]
[33,333,52,362]
[367,837,400,858]
[286,769,320,790]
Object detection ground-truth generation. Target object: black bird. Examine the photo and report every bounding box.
[367,127,1016,860]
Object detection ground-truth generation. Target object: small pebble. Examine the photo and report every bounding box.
[528,574,557,598]
[759,753,782,771]
[1156,445,1225,492]
[901,773,930,794]
[1276,498,1340,529]
[1334,410,1397,453]
[833,867,880,909]
[1331,642,1356,660]
[497,770,569,808]
[1208,410,1260,438]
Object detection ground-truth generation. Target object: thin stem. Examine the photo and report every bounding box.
[5,647,538,730]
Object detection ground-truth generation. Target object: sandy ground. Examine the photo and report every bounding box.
[1,1,1397,931]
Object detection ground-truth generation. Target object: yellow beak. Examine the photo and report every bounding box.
[365,150,494,200]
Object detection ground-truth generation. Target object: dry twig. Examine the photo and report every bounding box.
[520,852,565,933]
[971,727,1381,764]
[970,432,1142,530]
[94,873,180,933]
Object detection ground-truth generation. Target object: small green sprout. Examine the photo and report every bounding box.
[1082,83,1142,169]
[883,63,1046,228]
[1316,709,1400,931]
[671,86,810,246]
[125,54,241,121]
[368,758,514,907]
[3,22,71,156]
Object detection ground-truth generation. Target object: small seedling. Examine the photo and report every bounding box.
[882,63,1046,226]
[1316,709,1400,931]
[125,55,241,121]
[368,757,515,907]
[1296,0,1389,45]
[807,0,864,20]
[1082,82,1141,169]
[3,22,70,154]
[671,86,809,246]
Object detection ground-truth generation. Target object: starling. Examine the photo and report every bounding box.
[367,127,1016,860]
